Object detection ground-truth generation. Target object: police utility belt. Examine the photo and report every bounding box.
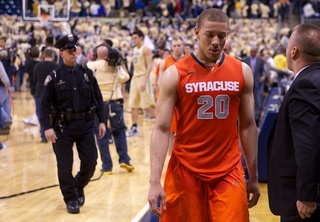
[50,106,96,126]
[59,107,96,122]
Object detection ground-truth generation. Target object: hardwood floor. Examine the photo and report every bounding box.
[0,91,279,221]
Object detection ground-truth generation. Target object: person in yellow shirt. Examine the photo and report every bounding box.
[273,46,293,81]
[87,45,134,174]
[274,47,287,70]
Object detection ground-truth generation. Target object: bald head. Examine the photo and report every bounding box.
[96,45,109,60]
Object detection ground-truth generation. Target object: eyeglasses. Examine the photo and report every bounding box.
[63,48,76,54]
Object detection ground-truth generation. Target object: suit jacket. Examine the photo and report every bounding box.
[267,63,320,215]
[242,56,265,89]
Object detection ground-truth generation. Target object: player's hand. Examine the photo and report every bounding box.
[140,82,146,92]
[148,182,166,217]
[247,178,260,208]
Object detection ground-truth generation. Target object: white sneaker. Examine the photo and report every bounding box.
[23,117,38,126]
[126,126,139,137]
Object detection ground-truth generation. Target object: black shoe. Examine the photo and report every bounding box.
[66,200,80,214]
[41,138,48,143]
[77,188,85,207]
[3,122,12,129]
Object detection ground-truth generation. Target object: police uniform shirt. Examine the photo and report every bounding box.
[40,63,105,131]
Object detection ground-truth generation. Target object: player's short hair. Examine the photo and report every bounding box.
[132,29,144,39]
[197,8,229,29]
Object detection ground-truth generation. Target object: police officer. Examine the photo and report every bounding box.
[87,45,134,175]
[40,34,106,214]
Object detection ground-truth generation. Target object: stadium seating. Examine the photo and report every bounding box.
[0,0,21,16]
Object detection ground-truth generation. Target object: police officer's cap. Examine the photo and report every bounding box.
[54,34,77,50]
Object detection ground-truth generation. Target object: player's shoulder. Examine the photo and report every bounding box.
[174,54,195,71]
[175,53,193,64]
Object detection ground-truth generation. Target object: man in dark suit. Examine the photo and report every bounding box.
[242,47,265,125]
[267,23,320,221]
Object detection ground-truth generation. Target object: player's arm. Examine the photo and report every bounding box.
[141,46,154,90]
[238,62,260,208]
[148,65,179,216]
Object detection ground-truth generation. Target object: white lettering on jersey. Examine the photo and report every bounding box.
[185,81,240,93]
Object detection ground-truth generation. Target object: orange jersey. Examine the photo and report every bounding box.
[155,55,176,76]
[164,55,176,70]
[164,55,180,132]
[174,53,244,182]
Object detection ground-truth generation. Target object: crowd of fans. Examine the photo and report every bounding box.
[24,0,299,20]
[4,0,317,20]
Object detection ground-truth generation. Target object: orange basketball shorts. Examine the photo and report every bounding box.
[160,155,249,222]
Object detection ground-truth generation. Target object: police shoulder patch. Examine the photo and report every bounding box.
[44,75,52,86]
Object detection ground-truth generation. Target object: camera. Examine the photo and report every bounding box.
[107,47,122,67]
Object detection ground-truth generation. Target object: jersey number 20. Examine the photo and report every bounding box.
[197,95,230,119]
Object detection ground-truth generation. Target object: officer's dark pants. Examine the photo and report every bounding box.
[96,101,130,171]
[52,119,97,203]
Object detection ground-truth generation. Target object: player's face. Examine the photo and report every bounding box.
[132,34,143,47]
[171,39,184,57]
[61,47,77,67]
[195,20,228,62]
[184,46,193,54]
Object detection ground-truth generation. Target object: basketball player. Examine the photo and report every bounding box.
[148,8,260,221]
[126,29,156,137]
